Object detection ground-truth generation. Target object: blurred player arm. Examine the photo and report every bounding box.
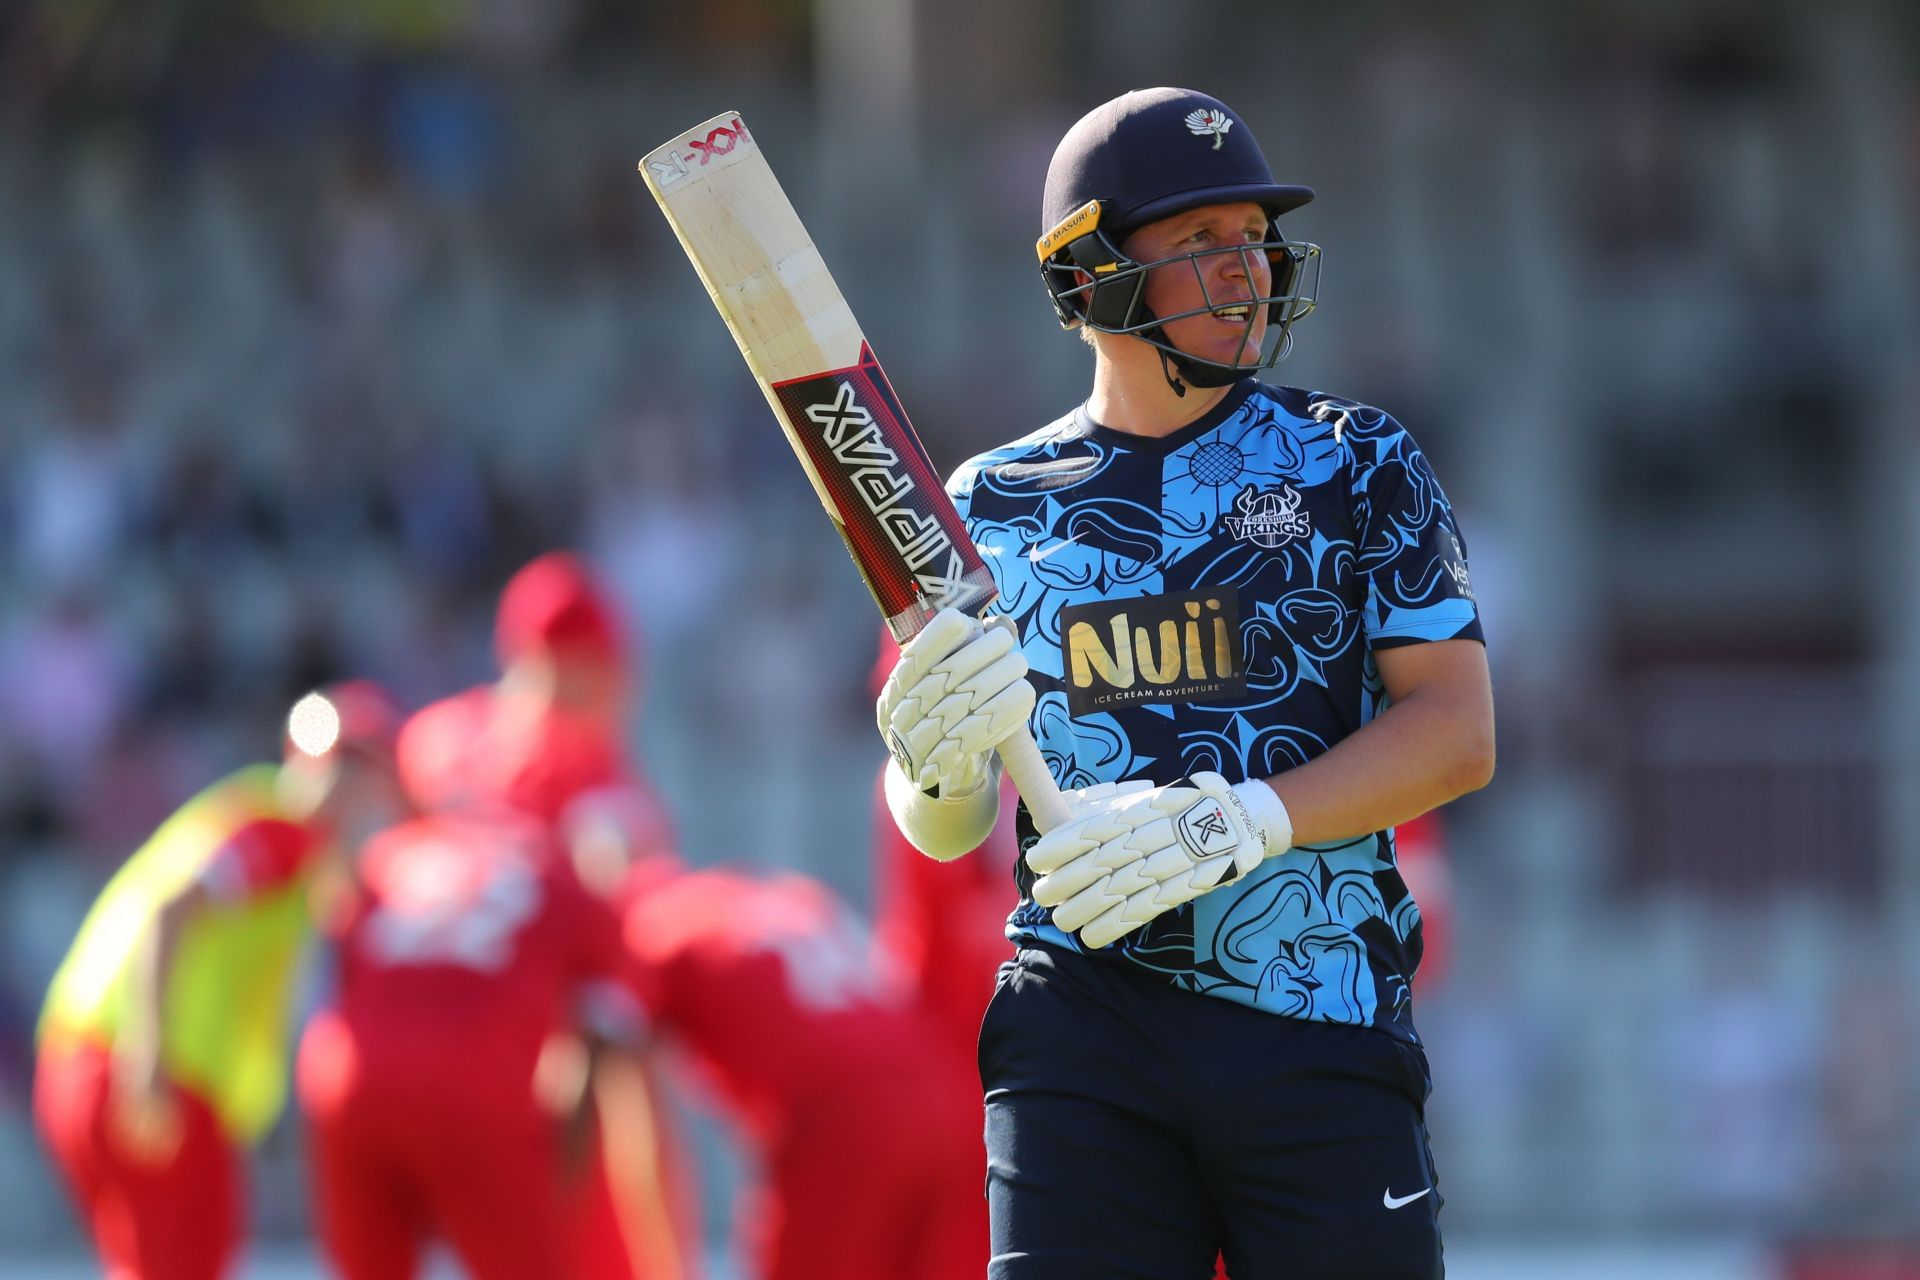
[118,819,320,1140]
[533,977,694,1280]
[119,880,204,1083]
[563,869,700,1280]
[580,985,697,1280]
[113,878,211,1155]
[593,1043,695,1280]
[1260,637,1494,846]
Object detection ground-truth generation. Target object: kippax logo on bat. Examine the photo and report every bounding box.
[647,117,753,186]
[771,345,994,623]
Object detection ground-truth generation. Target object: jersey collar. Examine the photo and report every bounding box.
[1073,379,1258,456]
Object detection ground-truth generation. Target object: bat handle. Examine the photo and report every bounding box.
[995,726,1071,834]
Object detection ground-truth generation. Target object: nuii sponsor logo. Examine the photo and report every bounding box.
[1223,483,1312,550]
[647,117,752,186]
[1184,108,1233,149]
[1059,590,1246,716]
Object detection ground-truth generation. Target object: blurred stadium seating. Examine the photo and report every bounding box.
[2,0,1917,1271]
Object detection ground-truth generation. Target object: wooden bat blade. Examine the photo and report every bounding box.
[641,112,996,642]
[642,112,1069,833]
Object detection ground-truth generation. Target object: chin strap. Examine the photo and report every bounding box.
[1142,330,1248,397]
[1157,346,1188,398]
[1137,313,1246,399]
[1156,344,1245,394]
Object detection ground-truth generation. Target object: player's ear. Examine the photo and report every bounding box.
[1062,269,1094,328]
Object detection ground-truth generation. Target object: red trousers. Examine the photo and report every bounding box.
[34,1036,242,1280]
[304,1069,585,1280]
[746,1080,985,1280]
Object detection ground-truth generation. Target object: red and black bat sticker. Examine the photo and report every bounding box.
[772,344,996,630]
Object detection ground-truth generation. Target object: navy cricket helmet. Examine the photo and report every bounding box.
[1037,88,1323,390]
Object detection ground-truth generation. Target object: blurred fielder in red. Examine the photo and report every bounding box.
[395,551,691,1278]
[296,807,678,1280]
[35,682,405,1280]
[1391,809,1454,993]
[565,793,986,1280]
[398,550,673,844]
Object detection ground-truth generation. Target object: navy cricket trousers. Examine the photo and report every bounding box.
[979,943,1443,1280]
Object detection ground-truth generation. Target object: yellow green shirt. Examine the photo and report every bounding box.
[39,765,320,1145]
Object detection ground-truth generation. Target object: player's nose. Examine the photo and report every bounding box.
[1216,247,1259,289]
[1211,251,1259,302]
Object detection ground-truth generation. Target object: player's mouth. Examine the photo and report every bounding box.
[1210,303,1264,350]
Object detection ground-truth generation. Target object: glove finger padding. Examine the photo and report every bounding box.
[900,677,1032,766]
[877,609,979,734]
[901,648,1030,761]
[908,623,1020,701]
[877,608,1036,798]
[1021,782,1158,875]
[1026,772,1270,949]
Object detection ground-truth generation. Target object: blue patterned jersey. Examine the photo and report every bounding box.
[950,379,1482,1044]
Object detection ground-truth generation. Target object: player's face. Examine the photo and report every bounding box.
[317,753,410,850]
[1122,201,1273,366]
[282,749,407,850]
[503,648,626,726]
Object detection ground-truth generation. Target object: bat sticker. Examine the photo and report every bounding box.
[771,344,995,623]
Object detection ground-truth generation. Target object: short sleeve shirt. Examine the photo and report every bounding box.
[949,380,1481,1042]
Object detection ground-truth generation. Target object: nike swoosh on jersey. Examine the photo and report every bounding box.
[1026,539,1078,563]
[988,457,1102,487]
[1383,1187,1432,1210]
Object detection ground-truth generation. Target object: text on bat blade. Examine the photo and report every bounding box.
[688,119,750,164]
[803,384,959,596]
[650,118,752,187]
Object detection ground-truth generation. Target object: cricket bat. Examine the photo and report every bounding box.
[640,111,1070,834]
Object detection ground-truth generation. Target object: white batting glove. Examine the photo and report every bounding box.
[877,608,1037,800]
[1026,772,1293,950]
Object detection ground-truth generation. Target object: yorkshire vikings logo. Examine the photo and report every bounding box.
[1223,483,1312,549]
[1184,109,1233,150]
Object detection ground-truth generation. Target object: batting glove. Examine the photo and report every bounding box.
[877,608,1036,800]
[1026,772,1293,950]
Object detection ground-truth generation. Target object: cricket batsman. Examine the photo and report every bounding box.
[34,682,405,1280]
[876,88,1495,1278]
